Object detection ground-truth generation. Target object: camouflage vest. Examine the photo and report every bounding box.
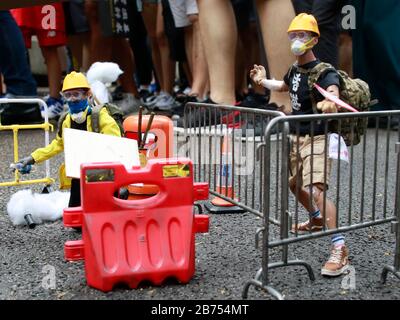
[294,62,371,146]
[91,103,125,137]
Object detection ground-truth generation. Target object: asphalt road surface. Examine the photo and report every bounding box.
[1,125,400,300]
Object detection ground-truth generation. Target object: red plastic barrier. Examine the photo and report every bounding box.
[63,158,209,292]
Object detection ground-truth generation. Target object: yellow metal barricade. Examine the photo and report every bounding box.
[0,98,55,187]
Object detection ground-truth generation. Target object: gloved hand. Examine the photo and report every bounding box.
[317,100,338,113]
[250,64,267,85]
[10,155,35,174]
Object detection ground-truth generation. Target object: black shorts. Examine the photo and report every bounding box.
[63,0,89,36]
[161,0,186,62]
[231,0,253,30]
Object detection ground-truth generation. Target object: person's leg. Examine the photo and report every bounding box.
[127,0,153,87]
[196,0,236,105]
[67,34,83,70]
[188,14,208,99]
[235,34,247,97]
[0,74,5,95]
[64,0,90,71]
[300,135,348,275]
[84,0,113,64]
[40,46,62,99]
[184,25,194,85]
[246,21,264,95]
[68,178,81,207]
[0,10,37,97]
[312,182,348,276]
[312,183,336,229]
[157,2,175,95]
[289,182,317,214]
[289,136,318,218]
[142,2,163,89]
[39,45,64,118]
[339,31,353,77]
[255,0,295,111]
[232,0,252,97]
[289,136,327,233]
[310,0,342,68]
[111,37,142,115]
[112,37,140,97]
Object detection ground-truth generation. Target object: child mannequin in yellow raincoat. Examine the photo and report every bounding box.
[12,71,121,207]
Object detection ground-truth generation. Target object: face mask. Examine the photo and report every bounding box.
[67,99,89,114]
[70,107,90,124]
[290,37,316,56]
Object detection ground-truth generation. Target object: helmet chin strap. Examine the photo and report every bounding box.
[303,37,317,51]
[292,36,317,57]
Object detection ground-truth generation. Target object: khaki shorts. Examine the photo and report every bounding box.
[289,134,331,189]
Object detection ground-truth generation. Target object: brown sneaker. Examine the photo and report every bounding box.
[321,245,349,277]
[291,216,324,234]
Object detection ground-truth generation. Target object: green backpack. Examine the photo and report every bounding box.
[295,62,372,146]
[58,103,125,137]
[91,103,125,137]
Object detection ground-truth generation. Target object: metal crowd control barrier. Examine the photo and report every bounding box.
[183,103,400,300]
[243,110,400,299]
[182,102,284,219]
[0,98,54,187]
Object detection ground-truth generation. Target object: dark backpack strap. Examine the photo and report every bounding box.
[90,105,103,133]
[286,63,298,82]
[57,112,69,138]
[306,62,337,114]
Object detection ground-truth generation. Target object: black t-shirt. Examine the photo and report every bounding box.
[284,60,340,135]
[70,118,87,131]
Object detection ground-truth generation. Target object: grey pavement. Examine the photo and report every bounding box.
[1,126,400,300]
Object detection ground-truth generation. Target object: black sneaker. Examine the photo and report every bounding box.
[139,89,153,104]
[176,97,221,127]
[172,95,198,118]
[240,92,271,109]
[112,85,124,101]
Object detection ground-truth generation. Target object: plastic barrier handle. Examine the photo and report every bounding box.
[81,162,162,189]
[81,159,193,191]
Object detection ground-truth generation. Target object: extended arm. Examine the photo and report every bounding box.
[250,64,288,92]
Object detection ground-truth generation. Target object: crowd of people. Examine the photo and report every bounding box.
[0,0,399,124]
[1,0,356,121]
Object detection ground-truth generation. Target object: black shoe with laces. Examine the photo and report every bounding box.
[176,97,222,127]
[139,89,153,104]
[239,92,271,109]
[112,85,124,101]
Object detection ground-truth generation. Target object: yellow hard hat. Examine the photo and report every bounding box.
[288,13,320,37]
[62,71,90,92]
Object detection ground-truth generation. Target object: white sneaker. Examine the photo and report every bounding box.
[116,93,142,115]
[42,96,65,119]
[153,92,176,111]
[146,91,168,109]
[144,94,159,106]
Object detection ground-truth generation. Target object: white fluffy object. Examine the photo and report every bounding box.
[90,80,110,104]
[86,62,123,85]
[7,189,70,226]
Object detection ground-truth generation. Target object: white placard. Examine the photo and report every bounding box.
[329,133,349,163]
[64,128,140,178]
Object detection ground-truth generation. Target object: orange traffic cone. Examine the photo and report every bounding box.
[205,135,245,214]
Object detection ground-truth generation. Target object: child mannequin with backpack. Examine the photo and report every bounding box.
[11,71,122,208]
[250,13,371,276]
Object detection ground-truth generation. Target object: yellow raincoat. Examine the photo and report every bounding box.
[31,108,121,188]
